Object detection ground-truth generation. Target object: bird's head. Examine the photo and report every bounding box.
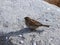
[24,17,30,20]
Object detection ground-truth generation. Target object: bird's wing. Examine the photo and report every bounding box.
[30,19,42,26]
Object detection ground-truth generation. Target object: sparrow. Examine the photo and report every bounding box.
[24,17,49,31]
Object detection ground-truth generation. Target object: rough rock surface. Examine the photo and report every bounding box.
[0,0,60,45]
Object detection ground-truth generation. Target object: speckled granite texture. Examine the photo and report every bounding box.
[0,0,60,45]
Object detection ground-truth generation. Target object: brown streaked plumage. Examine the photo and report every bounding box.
[24,17,49,31]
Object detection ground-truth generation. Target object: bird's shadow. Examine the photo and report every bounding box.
[6,28,44,37]
[0,28,44,45]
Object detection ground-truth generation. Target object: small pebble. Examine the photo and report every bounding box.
[18,35,23,37]
[19,40,24,44]
[6,37,8,39]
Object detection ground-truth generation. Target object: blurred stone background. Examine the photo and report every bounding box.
[44,0,60,7]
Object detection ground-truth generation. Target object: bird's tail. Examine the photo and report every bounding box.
[42,25,49,27]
